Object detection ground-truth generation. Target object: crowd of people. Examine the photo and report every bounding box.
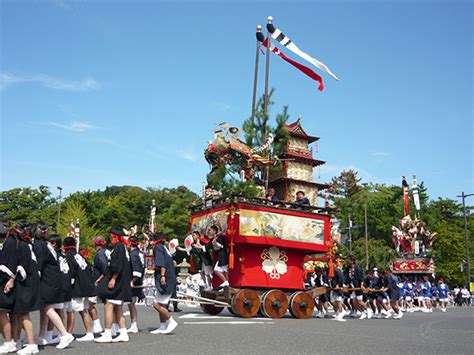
[306,255,471,322]
[0,220,179,354]
[0,219,471,353]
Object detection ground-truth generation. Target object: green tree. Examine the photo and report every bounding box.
[351,238,397,270]
[0,186,58,227]
[58,200,102,257]
[242,89,290,152]
[424,198,473,286]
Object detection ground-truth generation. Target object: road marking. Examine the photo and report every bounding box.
[179,313,271,321]
[183,321,274,325]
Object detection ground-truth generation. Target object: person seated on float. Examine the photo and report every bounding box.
[294,191,310,208]
[208,225,229,288]
[265,188,280,206]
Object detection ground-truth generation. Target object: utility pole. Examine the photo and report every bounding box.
[458,192,473,290]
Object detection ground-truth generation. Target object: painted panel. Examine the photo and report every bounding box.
[239,209,325,245]
[191,209,228,235]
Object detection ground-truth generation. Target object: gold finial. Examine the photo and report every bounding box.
[257,25,262,32]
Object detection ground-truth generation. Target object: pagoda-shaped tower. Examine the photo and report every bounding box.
[269,118,329,205]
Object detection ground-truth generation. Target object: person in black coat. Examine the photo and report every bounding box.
[44,234,71,345]
[36,232,75,349]
[11,222,41,354]
[209,225,229,288]
[127,236,145,334]
[329,265,346,321]
[149,233,178,335]
[294,191,311,208]
[88,235,110,334]
[189,231,213,291]
[30,221,49,345]
[344,255,372,319]
[0,221,18,353]
[63,237,95,342]
[312,268,329,318]
[94,226,132,343]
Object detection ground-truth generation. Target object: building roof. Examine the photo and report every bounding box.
[284,118,319,143]
[269,177,331,191]
[280,152,326,167]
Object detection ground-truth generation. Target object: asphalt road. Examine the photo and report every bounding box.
[30,305,474,354]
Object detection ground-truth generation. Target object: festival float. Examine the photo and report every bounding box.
[390,176,436,277]
[137,16,342,318]
[188,118,336,319]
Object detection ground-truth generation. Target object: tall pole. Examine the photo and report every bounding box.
[459,192,473,289]
[364,204,369,271]
[263,16,272,140]
[348,214,353,254]
[262,16,272,191]
[56,186,62,232]
[250,25,262,147]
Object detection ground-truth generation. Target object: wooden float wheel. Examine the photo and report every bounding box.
[200,303,224,315]
[231,289,260,318]
[260,289,288,319]
[289,291,314,319]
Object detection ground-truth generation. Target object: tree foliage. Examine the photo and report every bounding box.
[328,170,473,286]
[242,89,290,153]
[1,185,198,247]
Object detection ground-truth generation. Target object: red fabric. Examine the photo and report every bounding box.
[403,187,410,216]
[110,233,129,246]
[263,39,324,91]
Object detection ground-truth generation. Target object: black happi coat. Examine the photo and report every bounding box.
[210,236,228,267]
[93,247,110,282]
[153,243,176,296]
[0,236,18,310]
[14,241,41,313]
[344,264,365,288]
[191,239,213,267]
[328,267,345,288]
[95,242,132,302]
[66,249,95,298]
[57,253,72,303]
[130,248,145,298]
[39,245,62,305]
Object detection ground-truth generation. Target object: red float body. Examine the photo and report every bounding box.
[191,202,331,291]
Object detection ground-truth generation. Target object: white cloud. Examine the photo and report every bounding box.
[44,121,97,132]
[0,73,101,92]
[176,150,198,162]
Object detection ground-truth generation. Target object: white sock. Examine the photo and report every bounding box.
[159,322,167,329]
[119,328,127,334]
[130,321,137,328]
[93,319,101,327]
[103,329,111,337]
[46,330,53,340]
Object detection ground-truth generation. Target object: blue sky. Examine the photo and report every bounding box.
[1,0,472,202]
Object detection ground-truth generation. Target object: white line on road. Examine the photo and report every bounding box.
[183,321,274,325]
